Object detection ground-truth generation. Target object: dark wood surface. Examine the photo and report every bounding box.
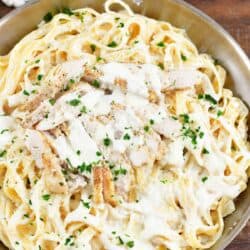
[0,1,249,250]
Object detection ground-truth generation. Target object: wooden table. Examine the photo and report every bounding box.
[0,1,249,250]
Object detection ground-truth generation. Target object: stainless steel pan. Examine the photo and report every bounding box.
[0,0,249,249]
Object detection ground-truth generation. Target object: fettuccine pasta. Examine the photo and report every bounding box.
[0,0,249,249]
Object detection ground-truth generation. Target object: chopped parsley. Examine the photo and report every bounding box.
[180,114,204,146]
[157,41,165,47]
[181,53,187,61]
[96,151,102,156]
[117,236,124,245]
[81,200,90,209]
[144,125,150,132]
[64,79,75,91]
[107,41,118,48]
[182,127,198,145]
[42,194,50,201]
[66,158,73,168]
[23,90,30,96]
[77,162,92,173]
[126,241,135,248]
[118,22,124,28]
[103,137,112,146]
[68,99,81,106]
[217,110,224,117]
[43,12,53,22]
[199,94,217,105]
[49,98,56,105]
[113,167,127,181]
[62,7,74,16]
[158,63,164,70]
[0,129,9,134]
[202,148,209,154]
[80,106,87,113]
[35,59,40,64]
[160,179,168,184]
[149,119,155,125]
[214,58,220,65]
[123,133,131,140]
[96,56,103,62]
[202,176,208,183]
[64,235,74,246]
[179,114,190,124]
[205,94,217,105]
[91,79,100,88]
[115,236,134,248]
[37,74,43,81]
[76,150,81,155]
[0,150,7,157]
[90,44,96,52]
[199,131,204,138]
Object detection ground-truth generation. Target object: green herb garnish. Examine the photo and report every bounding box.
[0,150,7,157]
[199,94,217,105]
[37,74,43,81]
[202,176,208,183]
[82,200,90,209]
[96,151,102,156]
[0,129,9,134]
[77,162,92,173]
[144,125,150,132]
[43,12,53,23]
[117,236,124,245]
[68,99,81,106]
[80,106,87,113]
[23,90,30,96]
[181,53,187,61]
[62,7,74,16]
[107,41,118,48]
[157,41,165,47]
[160,179,168,184]
[180,114,190,124]
[96,56,103,62]
[118,22,124,28]
[103,137,112,146]
[42,194,50,201]
[49,99,56,105]
[158,63,164,70]
[90,44,96,52]
[202,148,209,154]
[205,94,217,105]
[217,110,224,117]
[91,79,100,88]
[123,133,131,140]
[126,241,135,248]
[149,119,155,125]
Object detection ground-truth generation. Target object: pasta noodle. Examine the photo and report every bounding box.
[0,0,249,249]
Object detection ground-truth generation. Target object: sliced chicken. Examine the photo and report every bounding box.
[92,166,117,207]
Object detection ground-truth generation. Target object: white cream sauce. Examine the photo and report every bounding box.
[17,60,246,249]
